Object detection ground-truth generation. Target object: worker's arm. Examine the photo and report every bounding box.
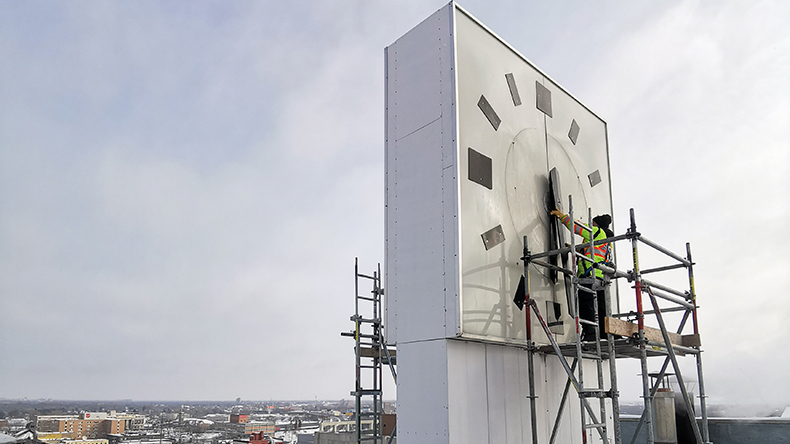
[551,209,592,242]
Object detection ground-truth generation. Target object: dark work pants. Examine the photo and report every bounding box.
[580,280,607,339]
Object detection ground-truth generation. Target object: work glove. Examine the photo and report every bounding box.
[550,209,565,219]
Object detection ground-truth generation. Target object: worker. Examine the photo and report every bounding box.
[550,209,613,341]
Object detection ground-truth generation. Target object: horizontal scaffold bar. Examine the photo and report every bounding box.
[641,282,694,308]
[641,263,688,275]
[530,258,626,280]
[526,234,631,260]
[350,315,381,323]
[637,235,691,266]
[640,277,689,299]
[612,306,688,318]
[643,340,701,355]
[529,258,575,276]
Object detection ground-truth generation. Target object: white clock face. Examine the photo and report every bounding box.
[455,11,612,344]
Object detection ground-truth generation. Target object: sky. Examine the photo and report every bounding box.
[1,0,788,407]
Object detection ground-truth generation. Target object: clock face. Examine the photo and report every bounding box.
[454,12,613,344]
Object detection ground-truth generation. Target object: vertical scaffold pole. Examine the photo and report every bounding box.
[588,209,608,444]
[606,278,621,444]
[687,243,710,443]
[568,197,588,443]
[523,235,539,444]
[374,265,382,444]
[630,209,654,444]
[354,258,362,444]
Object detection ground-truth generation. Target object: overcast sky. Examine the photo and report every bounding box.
[1,1,788,407]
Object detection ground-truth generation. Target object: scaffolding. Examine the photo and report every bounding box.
[518,200,710,444]
[341,259,397,444]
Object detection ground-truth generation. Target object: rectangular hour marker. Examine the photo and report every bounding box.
[536,81,553,117]
[477,95,501,130]
[505,73,521,106]
[588,169,602,187]
[468,147,493,190]
[568,119,580,145]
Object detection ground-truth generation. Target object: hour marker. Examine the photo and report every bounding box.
[505,73,521,106]
[568,119,580,145]
[588,169,602,187]
[468,147,493,190]
[477,95,501,130]
[481,224,506,250]
[535,81,553,117]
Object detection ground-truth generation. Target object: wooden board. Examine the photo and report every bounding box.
[681,334,702,347]
[604,317,683,346]
[359,347,397,359]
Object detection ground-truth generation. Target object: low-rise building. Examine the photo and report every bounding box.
[247,432,272,444]
[113,414,146,431]
[37,431,73,442]
[107,432,174,444]
[36,412,125,439]
[203,414,229,423]
[229,414,248,424]
[62,438,108,444]
[243,422,274,435]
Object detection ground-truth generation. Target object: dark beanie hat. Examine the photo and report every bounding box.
[593,214,612,229]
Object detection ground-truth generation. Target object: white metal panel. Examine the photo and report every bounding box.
[447,340,489,444]
[386,17,444,140]
[502,347,529,443]
[453,8,613,345]
[385,4,459,344]
[544,357,580,443]
[455,11,547,344]
[449,340,580,444]
[485,346,508,443]
[397,340,450,444]
[388,121,451,343]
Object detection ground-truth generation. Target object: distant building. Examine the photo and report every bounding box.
[4,419,27,433]
[107,432,174,444]
[229,414,248,424]
[247,432,272,444]
[113,414,146,431]
[37,431,73,442]
[318,419,372,434]
[203,414,229,423]
[181,418,212,431]
[36,412,125,439]
[12,429,36,442]
[62,439,108,444]
[243,422,274,435]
